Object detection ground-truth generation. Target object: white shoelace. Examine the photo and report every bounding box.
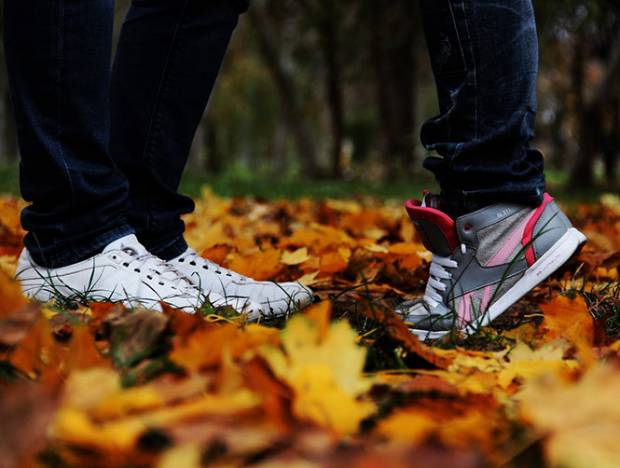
[179,249,249,283]
[423,244,467,308]
[121,248,194,290]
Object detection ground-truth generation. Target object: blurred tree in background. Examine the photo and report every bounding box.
[0,0,618,190]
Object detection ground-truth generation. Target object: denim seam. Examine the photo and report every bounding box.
[140,0,190,235]
[54,0,76,237]
[458,1,479,140]
[445,0,466,145]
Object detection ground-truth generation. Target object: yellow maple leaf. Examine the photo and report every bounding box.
[518,364,620,468]
[261,312,375,434]
[497,342,576,389]
[281,247,311,266]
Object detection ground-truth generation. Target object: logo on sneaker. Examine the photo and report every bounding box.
[496,208,515,219]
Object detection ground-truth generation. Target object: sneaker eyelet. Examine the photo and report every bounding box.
[190,261,196,266]
[147,275,153,280]
[123,262,129,267]
[216,271,222,274]
[178,258,185,263]
[202,265,209,270]
[134,268,141,273]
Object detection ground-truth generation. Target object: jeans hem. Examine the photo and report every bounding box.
[148,236,188,261]
[25,224,135,269]
[441,184,545,218]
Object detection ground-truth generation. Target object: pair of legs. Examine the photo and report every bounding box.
[4,0,248,269]
[4,0,543,269]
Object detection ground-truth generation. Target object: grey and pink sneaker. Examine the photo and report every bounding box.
[398,193,587,340]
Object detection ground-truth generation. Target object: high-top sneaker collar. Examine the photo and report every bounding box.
[405,193,459,256]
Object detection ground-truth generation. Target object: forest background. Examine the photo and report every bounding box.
[0,0,618,198]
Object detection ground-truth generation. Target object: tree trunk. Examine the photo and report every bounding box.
[603,97,619,185]
[569,38,595,187]
[369,0,416,179]
[204,119,222,174]
[248,5,320,178]
[316,0,345,178]
[570,30,620,187]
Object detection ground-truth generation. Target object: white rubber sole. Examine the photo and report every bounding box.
[410,228,588,341]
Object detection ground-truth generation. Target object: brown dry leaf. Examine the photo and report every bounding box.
[0,304,39,347]
[319,247,351,275]
[377,395,507,459]
[228,248,284,280]
[540,295,595,363]
[7,315,56,378]
[0,270,28,320]
[200,244,232,265]
[170,323,279,373]
[0,381,60,468]
[104,309,168,367]
[64,326,110,371]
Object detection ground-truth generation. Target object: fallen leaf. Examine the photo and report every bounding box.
[281,247,311,266]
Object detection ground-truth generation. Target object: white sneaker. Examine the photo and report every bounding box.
[16,234,260,315]
[170,247,314,318]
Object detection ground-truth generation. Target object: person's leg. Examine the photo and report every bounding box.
[419,0,545,218]
[110,0,312,316]
[110,0,249,261]
[400,0,587,340]
[3,0,133,268]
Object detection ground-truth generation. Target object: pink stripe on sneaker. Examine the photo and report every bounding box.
[485,215,531,267]
[522,193,554,267]
[458,293,472,326]
[480,285,493,312]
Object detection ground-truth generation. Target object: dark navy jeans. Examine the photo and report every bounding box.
[3,0,247,268]
[4,0,542,268]
[420,0,545,218]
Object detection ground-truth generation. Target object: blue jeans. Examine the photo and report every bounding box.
[420,0,545,217]
[3,0,247,268]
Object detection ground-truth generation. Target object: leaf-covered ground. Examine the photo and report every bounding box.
[0,189,619,468]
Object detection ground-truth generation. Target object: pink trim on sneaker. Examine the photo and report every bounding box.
[405,199,459,251]
[522,193,554,267]
[458,292,472,326]
[485,214,531,267]
[480,285,493,312]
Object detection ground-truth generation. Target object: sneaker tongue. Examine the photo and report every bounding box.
[405,194,459,256]
[103,234,149,257]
